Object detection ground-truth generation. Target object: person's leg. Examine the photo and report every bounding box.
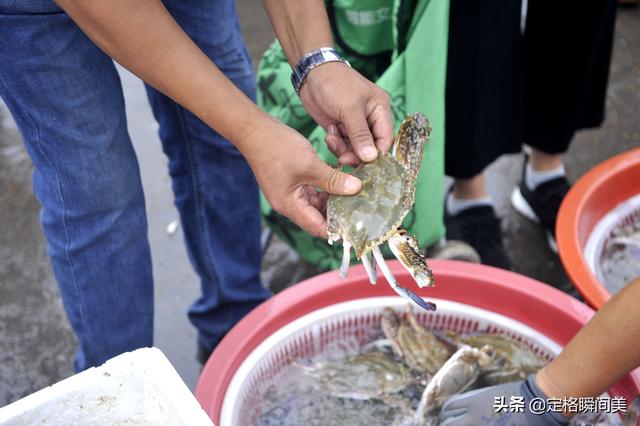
[446,175,511,269]
[529,149,563,172]
[0,8,153,370]
[442,0,522,269]
[521,0,616,154]
[448,175,492,218]
[450,175,489,201]
[145,0,270,359]
[444,0,522,180]
[512,0,616,252]
[511,148,570,253]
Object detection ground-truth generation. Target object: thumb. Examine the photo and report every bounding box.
[307,160,362,195]
[342,107,378,162]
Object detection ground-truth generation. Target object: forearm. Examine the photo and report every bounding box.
[537,278,640,398]
[55,0,269,157]
[261,0,334,64]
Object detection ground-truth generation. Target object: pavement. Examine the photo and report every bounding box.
[1,2,638,408]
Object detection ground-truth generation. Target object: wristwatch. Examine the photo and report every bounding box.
[291,47,350,95]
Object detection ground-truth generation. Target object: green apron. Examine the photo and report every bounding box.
[256,0,449,270]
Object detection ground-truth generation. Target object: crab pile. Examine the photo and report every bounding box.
[257,305,552,425]
[304,306,547,425]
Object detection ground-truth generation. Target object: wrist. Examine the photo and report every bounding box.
[291,47,350,95]
[290,38,335,63]
[232,109,279,163]
[297,60,354,106]
[523,374,570,424]
[536,366,567,399]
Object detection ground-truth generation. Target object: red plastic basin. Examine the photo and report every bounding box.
[557,148,640,308]
[195,259,640,424]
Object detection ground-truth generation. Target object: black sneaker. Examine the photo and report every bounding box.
[510,158,570,254]
[445,205,512,270]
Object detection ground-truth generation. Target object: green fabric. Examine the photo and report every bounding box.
[330,0,394,55]
[256,0,449,270]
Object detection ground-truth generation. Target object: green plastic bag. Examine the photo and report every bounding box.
[256,0,449,270]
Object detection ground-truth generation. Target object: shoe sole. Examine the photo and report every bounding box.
[510,187,558,254]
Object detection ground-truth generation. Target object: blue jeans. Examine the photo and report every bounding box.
[0,0,270,371]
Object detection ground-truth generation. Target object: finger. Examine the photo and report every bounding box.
[441,388,489,412]
[305,187,324,211]
[334,124,351,155]
[308,196,324,212]
[337,123,349,139]
[317,191,329,216]
[325,133,348,157]
[289,199,328,238]
[306,159,361,195]
[338,152,360,167]
[324,132,337,153]
[341,105,378,162]
[440,407,467,420]
[367,97,394,153]
[330,124,350,155]
[317,191,329,203]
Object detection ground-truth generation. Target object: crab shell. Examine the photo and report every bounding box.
[327,112,430,257]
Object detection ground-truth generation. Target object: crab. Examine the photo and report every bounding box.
[298,350,422,414]
[327,112,436,311]
[413,345,502,425]
[381,306,452,375]
[457,333,546,385]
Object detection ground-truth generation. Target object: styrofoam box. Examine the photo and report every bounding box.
[0,347,214,426]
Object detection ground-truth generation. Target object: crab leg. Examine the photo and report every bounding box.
[371,246,436,311]
[340,241,352,278]
[370,253,378,284]
[360,252,377,285]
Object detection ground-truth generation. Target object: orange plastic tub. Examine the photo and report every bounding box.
[195,260,640,425]
[557,148,640,309]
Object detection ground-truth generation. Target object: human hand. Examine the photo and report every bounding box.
[299,62,393,166]
[244,116,362,238]
[439,375,568,426]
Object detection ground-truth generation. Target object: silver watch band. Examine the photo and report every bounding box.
[291,47,350,95]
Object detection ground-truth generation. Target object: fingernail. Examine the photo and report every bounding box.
[361,146,377,161]
[345,176,361,192]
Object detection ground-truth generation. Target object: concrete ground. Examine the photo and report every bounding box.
[1,2,638,408]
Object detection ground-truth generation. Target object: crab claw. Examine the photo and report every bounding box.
[340,241,351,278]
[395,286,437,311]
[388,230,434,288]
[372,246,437,311]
